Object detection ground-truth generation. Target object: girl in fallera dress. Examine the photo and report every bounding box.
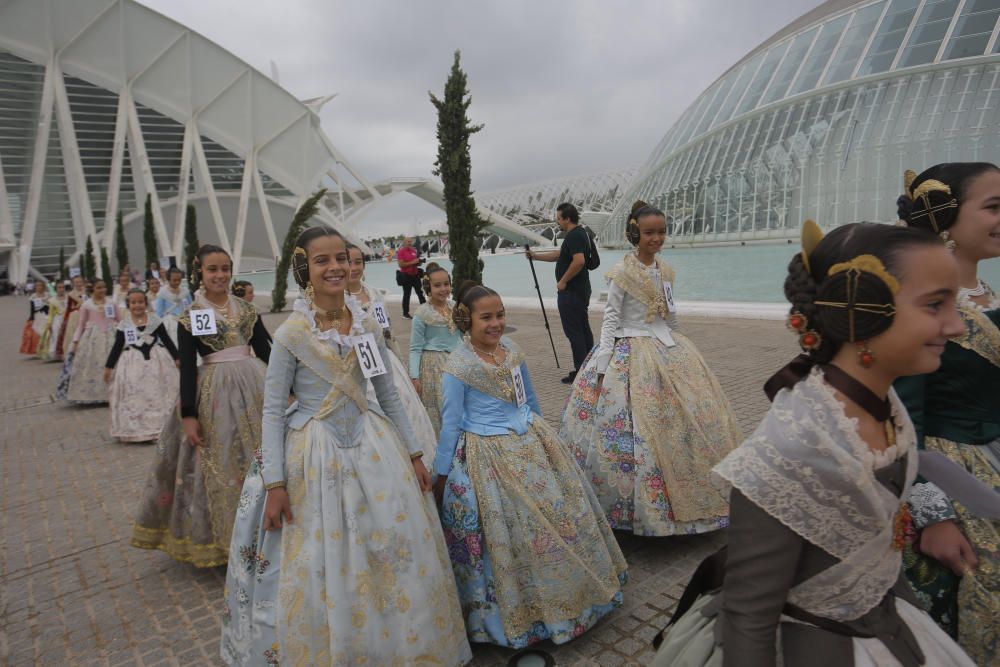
[38,281,67,361]
[221,227,471,666]
[55,275,86,360]
[410,263,463,435]
[434,282,628,648]
[561,202,742,536]
[103,289,180,443]
[652,221,977,667]
[154,266,192,345]
[20,281,48,355]
[131,245,270,567]
[112,271,134,310]
[345,243,437,459]
[65,279,119,404]
[893,162,1000,664]
[145,275,160,303]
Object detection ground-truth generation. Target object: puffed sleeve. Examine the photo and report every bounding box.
[721,488,805,667]
[594,282,625,374]
[261,340,297,488]
[370,333,420,456]
[434,373,466,477]
[409,314,426,379]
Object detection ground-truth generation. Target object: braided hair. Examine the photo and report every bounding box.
[291,226,345,289]
[767,222,942,398]
[453,280,500,333]
[421,262,449,296]
[899,162,1000,232]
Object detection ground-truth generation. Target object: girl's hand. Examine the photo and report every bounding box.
[263,487,293,531]
[411,457,432,493]
[919,520,979,575]
[103,368,112,384]
[433,476,447,505]
[411,378,422,396]
[182,416,204,447]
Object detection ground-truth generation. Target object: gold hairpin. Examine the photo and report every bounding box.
[293,247,307,258]
[827,255,900,295]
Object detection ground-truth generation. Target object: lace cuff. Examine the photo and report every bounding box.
[908,481,958,529]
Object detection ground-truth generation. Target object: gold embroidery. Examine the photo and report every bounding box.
[606,253,676,323]
[443,338,527,403]
[953,306,1000,367]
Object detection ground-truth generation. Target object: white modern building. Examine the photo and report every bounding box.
[0,0,544,282]
[601,0,1000,247]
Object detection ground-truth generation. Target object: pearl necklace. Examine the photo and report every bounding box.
[471,342,502,365]
[960,280,987,298]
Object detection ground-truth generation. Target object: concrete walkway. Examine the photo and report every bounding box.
[0,293,796,666]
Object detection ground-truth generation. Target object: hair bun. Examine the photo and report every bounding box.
[896,194,913,224]
[630,200,648,216]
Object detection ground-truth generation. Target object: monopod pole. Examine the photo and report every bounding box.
[525,244,560,369]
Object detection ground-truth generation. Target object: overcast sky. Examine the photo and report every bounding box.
[139,0,820,236]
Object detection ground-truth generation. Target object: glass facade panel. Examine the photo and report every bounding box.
[0,50,44,237]
[734,41,789,116]
[760,27,820,105]
[942,1,1000,59]
[710,51,767,129]
[823,2,887,84]
[857,0,922,76]
[897,0,961,68]
[789,15,850,95]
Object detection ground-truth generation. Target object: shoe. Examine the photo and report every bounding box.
[560,371,577,384]
[402,314,413,320]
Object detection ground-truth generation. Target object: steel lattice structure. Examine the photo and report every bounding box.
[601,0,1000,247]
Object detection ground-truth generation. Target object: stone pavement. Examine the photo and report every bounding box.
[0,293,796,667]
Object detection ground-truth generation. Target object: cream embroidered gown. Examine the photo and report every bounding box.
[221,299,470,666]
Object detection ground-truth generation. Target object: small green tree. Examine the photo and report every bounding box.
[58,246,66,281]
[100,245,112,284]
[83,236,97,282]
[271,188,327,313]
[430,50,486,287]
[142,194,158,268]
[184,204,199,289]
[113,209,128,272]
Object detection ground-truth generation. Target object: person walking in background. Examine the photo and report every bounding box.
[526,203,595,383]
[396,236,424,319]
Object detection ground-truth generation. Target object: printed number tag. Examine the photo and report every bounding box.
[32,298,44,310]
[510,364,528,408]
[353,333,387,378]
[189,308,218,336]
[663,281,677,313]
[123,326,139,346]
[69,267,81,278]
[371,302,391,329]
[104,303,116,319]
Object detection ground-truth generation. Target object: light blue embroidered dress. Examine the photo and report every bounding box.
[221,298,471,666]
[409,301,463,435]
[435,337,628,648]
[153,284,192,345]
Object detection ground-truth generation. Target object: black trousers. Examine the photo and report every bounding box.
[557,290,594,372]
[400,273,425,316]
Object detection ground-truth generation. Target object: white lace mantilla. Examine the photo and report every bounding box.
[958,280,1000,312]
[713,368,918,621]
[291,297,367,347]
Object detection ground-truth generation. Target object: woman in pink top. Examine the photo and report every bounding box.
[66,278,119,404]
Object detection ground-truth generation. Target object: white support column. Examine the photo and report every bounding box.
[17,59,57,283]
[103,93,129,248]
[0,148,13,247]
[52,61,98,253]
[251,167,279,260]
[171,121,195,256]
[232,152,255,274]
[190,131,231,253]
[125,90,171,255]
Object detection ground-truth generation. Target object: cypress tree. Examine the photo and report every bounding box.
[271,188,327,313]
[83,236,97,282]
[183,204,199,289]
[58,246,66,281]
[100,245,112,284]
[430,50,486,287]
[143,194,158,268]
[114,209,128,272]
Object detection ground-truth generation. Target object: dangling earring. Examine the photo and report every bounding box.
[940,230,957,252]
[305,284,315,305]
[788,311,822,352]
[856,341,875,368]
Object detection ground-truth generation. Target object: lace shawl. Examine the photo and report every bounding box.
[177,293,256,353]
[414,301,457,334]
[714,368,918,621]
[444,337,526,403]
[953,298,1000,368]
[605,253,676,323]
[117,312,163,346]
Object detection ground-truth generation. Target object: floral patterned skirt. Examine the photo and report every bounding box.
[109,346,179,442]
[222,413,472,666]
[131,356,265,567]
[418,350,449,435]
[441,418,628,648]
[559,335,741,536]
[19,319,40,355]
[904,436,999,664]
[66,326,115,404]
